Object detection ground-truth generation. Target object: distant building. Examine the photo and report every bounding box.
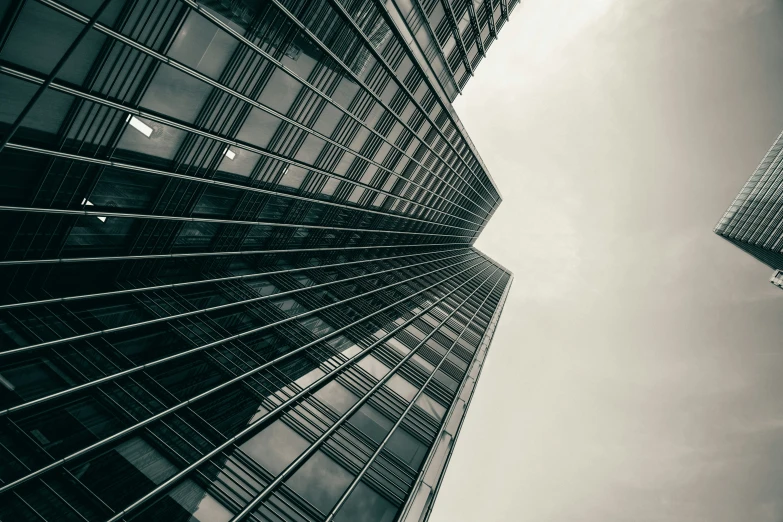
[715,131,783,273]
[770,270,783,289]
[0,1,517,521]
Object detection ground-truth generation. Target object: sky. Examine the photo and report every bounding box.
[431,1,783,521]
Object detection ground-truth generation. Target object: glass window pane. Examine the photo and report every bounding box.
[386,337,410,355]
[240,420,309,475]
[386,373,417,401]
[357,355,390,380]
[18,397,121,458]
[285,450,354,513]
[386,427,427,469]
[348,403,393,443]
[333,482,397,522]
[168,479,232,522]
[0,359,71,403]
[415,393,446,421]
[313,102,344,137]
[313,380,359,415]
[237,108,282,149]
[73,436,178,509]
[412,353,435,373]
[258,68,302,115]
[141,65,212,124]
[117,117,187,161]
[295,367,325,389]
[434,369,459,392]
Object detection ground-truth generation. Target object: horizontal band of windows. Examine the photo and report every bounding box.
[0,65,488,227]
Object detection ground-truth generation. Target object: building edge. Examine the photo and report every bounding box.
[397,267,514,522]
[714,129,783,235]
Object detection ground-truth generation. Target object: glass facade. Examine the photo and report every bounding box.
[386,0,522,101]
[716,130,783,270]
[0,0,515,520]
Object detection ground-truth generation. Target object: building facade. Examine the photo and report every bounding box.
[0,0,516,520]
[715,130,783,279]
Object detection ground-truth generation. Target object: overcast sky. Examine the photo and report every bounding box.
[431,1,783,521]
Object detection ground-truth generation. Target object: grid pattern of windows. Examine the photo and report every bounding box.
[715,130,783,269]
[388,0,521,99]
[0,247,511,521]
[0,1,513,521]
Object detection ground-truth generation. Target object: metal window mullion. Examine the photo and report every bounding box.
[731,151,783,244]
[414,273,512,522]
[0,257,485,464]
[9,491,47,522]
[0,204,473,240]
[35,478,92,522]
[0,0,113,152]
[179,1,484,225]
[23,0,489,226]
[397,270,511,522]
[720,142,783,238]
[714,131,783,232]
[0,240,469,267]
[500,0,509,22]
[265,0,496,213]
[324,268,503,520]
[406,0,462,96]
[0,0,26,54]
[333,0,496,206]
[466,2,485,58]
[0,257,488,501]
[89,259,493,521]
[440,0,474,76]
[0,250,476,360]
[229,263,498,521]
[482,0,497,38]
[365,0,497,204]
[0,245,462,311]
[206,454,264,510]
[0,64,484,229]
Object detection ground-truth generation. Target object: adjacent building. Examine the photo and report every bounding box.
[715,130,783,286]
[0,0,517,521]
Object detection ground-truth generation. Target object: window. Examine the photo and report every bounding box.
[386,373,418,401]
[286,450,354,513]
[415,393,446,421]
[357,355,390,380]
[0,359,72,402]
[412,353,435,372]
[313,380,359,415]
[386,427,427,469]
[333,482,397,522]
[74,436,178,509]
[386,337,410,355]
[167,11,238,80]
[295,367,325,389]
[160,479,233,522]
[348,403,393,443]
[236,107,281,149]
[240,420,308,475]
[258,68,302,115]
[328,335,362,359]
[18,397,121,459]
[141,65,212,124]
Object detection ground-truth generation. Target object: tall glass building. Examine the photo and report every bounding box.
[715,130,783,274]
[0,0,516,520]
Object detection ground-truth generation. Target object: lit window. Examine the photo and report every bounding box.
[126,114,153,137]
[81,198,106,222]
[223,148,236,160]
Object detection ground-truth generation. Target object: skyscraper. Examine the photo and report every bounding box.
[0,1,517,520]
[715,130,783,283]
